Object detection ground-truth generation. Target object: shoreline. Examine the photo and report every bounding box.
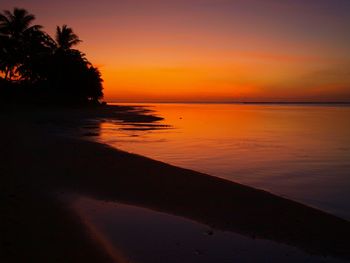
[1,105,350,262]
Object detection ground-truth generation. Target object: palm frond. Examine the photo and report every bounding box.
[55,24,82,50]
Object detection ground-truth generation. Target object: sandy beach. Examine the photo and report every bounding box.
[1,105,350,262]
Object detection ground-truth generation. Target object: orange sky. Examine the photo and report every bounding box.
[4,0,350,102]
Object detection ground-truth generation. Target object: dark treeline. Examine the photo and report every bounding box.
[0,8,103,106]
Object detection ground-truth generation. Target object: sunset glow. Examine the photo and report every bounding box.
[3,0,350,102]
[2,2,350,261]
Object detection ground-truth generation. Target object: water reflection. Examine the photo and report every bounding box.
[94,103,350,220]
[74,196,347,263]
[55,105,350,261]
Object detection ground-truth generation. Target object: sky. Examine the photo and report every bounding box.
[2,0,350,102]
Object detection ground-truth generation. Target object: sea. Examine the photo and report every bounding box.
[97,103,350,220]
[76,103,350,263]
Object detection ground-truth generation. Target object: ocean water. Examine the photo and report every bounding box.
[96,103,350,220]
[73,196,347,263]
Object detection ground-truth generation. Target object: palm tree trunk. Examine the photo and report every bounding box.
[4,67,9,81]
[4,69,8,80]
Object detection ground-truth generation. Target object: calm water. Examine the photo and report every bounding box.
[96,103,350,220]
[73,196,347,263]
[74,103,350,262]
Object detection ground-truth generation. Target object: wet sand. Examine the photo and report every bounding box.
[1,105,350,262]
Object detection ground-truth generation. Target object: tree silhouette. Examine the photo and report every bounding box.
[17,28,56,83]
[47,48,103,104]
[0,35,11,79]
[55,25,82,51]
[47,25,103,103]
[0,8,104,105]
[0,8,43,80]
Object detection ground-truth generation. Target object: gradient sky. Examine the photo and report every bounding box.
[3,0,350,102]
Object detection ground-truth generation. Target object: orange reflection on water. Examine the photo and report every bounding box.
[97,103,350,219]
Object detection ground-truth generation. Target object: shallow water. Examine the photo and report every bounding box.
[95,103,350,220]
[74,196,347,263]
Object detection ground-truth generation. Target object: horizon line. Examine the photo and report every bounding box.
[106,101,350,105]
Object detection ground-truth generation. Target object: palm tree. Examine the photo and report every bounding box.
[0,35,11,79]
[0,8,41,38]
[17,29,57,82]
[55,25,81,51]
[0,9,103,103]
[0,8,43,80]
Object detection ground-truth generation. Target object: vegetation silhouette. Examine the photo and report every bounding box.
[0,8,103,105]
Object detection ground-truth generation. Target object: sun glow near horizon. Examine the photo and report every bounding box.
[100,48,350,102]
[3,0,350,102]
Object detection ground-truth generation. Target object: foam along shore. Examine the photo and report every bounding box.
[1,105,350,262]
